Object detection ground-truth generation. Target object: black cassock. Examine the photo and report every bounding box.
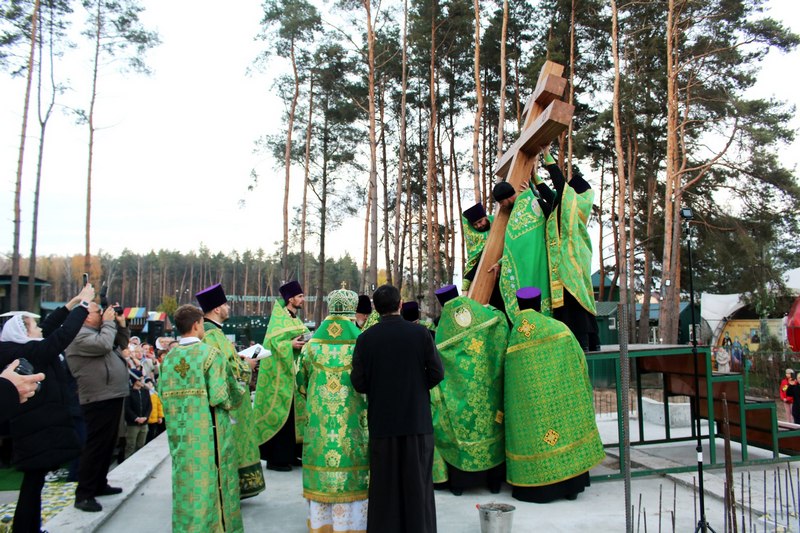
[352,314,444,533]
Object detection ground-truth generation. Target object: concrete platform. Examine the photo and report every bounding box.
[40,416,800,532]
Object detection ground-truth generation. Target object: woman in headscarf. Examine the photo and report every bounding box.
[0,284,94,533]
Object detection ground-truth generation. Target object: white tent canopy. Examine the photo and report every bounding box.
[784,267,800,293]
[700,293,745,344]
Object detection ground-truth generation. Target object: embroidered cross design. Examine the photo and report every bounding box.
[516,319,536,339]
[467,338,484,354]
[327,322,343,339]
[326,376,342,394]
[543,429,560,446]
[175,358,190,378]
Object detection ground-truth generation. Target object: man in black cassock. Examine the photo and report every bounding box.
[351,284,444,533]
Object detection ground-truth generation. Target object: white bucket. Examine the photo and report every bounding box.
[477,502,516,533]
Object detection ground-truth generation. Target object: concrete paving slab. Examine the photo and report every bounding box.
[41,418,800,532]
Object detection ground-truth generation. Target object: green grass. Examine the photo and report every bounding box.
[0,469,22,492]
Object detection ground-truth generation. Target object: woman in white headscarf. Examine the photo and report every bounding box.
[0,284,94,533]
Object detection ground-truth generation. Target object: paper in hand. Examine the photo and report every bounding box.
[238,344,271,360]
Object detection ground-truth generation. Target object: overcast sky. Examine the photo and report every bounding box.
[0,0,798,282]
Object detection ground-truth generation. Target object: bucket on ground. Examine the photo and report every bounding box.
[477,502,515,533]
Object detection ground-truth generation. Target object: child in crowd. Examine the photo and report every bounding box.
[145,378,164,442]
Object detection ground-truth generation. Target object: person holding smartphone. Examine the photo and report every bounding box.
[0,284,95,532]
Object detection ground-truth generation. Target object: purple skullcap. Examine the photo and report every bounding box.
[492,181,515,202]
[463,203,487,224]
[516,287,542,312]
[435,285,459,306]
[356,295,372,314]
[279,280,303,302]
[401,301,420,322]
[196,283,227,313]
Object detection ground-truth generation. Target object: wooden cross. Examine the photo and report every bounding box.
[467,60,574,305]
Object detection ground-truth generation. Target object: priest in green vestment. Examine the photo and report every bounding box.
[195,283,266,499]
[461,203,494,293]
[355,295,375,331]
[491,181,554,323]
[296,286,369,532]
[254,280,310,471]
[505,287,604,503]
[541,151,601,351]
[159,304,245,533]
[431,284,507,495]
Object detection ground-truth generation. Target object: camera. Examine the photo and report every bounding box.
[14,358,34,376]
[14,358,41,393]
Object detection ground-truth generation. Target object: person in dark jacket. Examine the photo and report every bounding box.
[0,284,95,533]
[123,371,152,460]
[351,284,445,533]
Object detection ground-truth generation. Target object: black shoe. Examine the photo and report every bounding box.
[450,487,463,496]
[292,457,303,467]
[96,485,123,496]
[75,498,102,512]
[266,463,291,472]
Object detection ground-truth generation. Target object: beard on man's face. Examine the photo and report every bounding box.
[473,219,491,232]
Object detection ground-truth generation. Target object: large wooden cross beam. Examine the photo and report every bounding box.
[467,61,574,304]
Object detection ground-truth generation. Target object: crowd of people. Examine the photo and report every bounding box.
[1,150,605,532]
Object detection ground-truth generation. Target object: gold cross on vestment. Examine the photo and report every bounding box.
[327,322,343,339]
[467,338,484,355]
[543,429,560,446]
[516,319,536,339]
[175,358,190,378]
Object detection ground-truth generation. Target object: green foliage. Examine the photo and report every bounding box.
[157,295,178,317]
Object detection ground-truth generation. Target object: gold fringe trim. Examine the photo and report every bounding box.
[307,519,366,533]
[506,429,603,462]
[303,464,369,473]
[303,489,369,503]
[161,388,207,398]
[506,330,573,354]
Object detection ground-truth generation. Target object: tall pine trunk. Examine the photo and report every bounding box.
[495,0,508,162]
[365,0,379,290]
[301,77,314,296]
[282,39,300,281]
[660,0,680,343]
[470,0,482,203]
[393,0,409,289]
[611,0,629,342]
[12,0,41,309]
[425,1,438,312]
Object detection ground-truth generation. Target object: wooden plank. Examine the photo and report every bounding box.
[468,60,569,305]
[496,76,569,178]
[495,100,574,180]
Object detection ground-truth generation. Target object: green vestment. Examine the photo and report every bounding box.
[500,188,552,322]
[296,315,369,503]
[254,300,309,444]
[360,310,380,332]
[504,309,604,487]
[462,214,495,292]
[202,322,266,498]
[432,297,507,471]
[546,183,596,314]
[159,341,244,533]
